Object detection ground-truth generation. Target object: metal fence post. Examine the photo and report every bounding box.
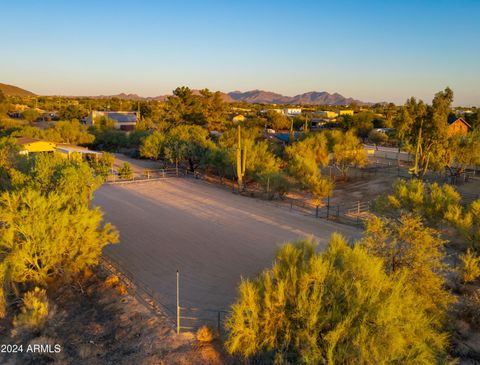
[176,270,180,334]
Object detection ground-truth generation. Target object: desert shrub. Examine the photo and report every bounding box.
[360,214,454,320]
[257,171,292,200]
[90,152,115,178]
[13,287,49,330]
[0,189,118,288]
[117,162,133,179]
[196,325,214,343]
[462,290,480,329]
[368,129,388,146]
[104,275,120,288]
[225,235,449,364]
[459,250,480,283]
[116,283,128,295]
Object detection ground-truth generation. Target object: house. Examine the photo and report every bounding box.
[16,137,56,154]
[284,108,302,116]
[317,111,338,119]
[447,116,471,136]
[85,111,139,131]
[338,110,354,116]
[16,137,102,160]
[265,108,302,116]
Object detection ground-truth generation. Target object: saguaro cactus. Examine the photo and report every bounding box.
[236,125,247,191]
[289,120,295,143]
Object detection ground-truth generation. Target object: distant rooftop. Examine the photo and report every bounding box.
[93,111,138,123]
[16,137,43,145]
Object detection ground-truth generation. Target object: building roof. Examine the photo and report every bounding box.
[56,146,102,155]
[106,112,138,123]
[93,111,138,123]
[273,132,301,143]
[447,115,471,128]
[16,137,43,145]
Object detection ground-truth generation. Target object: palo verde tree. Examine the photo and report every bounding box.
[225,235,449,364]
[329,130,367,180]
[395,87,454,178]
[431,128,480,183]
[0,151,119,319]
[285,132,332,202]
[360,214,454,321]
[374,178,480,250]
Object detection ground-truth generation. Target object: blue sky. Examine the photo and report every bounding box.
[1,0,479,105]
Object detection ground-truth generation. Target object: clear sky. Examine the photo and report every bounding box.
[1,0,479,105]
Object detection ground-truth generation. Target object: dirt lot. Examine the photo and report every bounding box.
[0,266,228,365]
[93,178,360,314]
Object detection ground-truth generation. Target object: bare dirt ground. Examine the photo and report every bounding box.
[0,266,228,365]
[113,153,164,177]
[93,178,360,314]
[328,174,397,206]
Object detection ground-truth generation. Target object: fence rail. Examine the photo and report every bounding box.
[106,167,201,184]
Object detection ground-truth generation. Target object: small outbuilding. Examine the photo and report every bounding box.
[447,116,471,136]
[16,137,56,154]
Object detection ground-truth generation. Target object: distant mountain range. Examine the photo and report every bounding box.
[0,82,36,97]
[100,90,366,105]
[1,82,369,105]
[228,90,363,105]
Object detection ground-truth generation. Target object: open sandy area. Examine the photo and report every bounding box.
[93,178,360,313]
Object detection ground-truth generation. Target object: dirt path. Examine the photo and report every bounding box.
[93,178,360,314]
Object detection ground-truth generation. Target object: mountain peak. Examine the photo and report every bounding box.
[227,90,364,105]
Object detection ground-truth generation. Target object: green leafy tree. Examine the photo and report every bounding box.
[139,131,165,160]
[368,129,388,149]
[59,104,87,120]
[285,134,332,202]
[22,108,41,122]
[395,87,453,177]
[266,110,291,130]
[199,88,228,131]
[202,146,231,181]
[226,235,449,364]
[431,129,480,182]
[0,137,30,190]
[45,119,95,145]
[331,130,367,180]
[164,125,212,171]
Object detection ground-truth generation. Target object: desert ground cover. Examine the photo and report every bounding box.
[0,265,228,365]
[93,178,360,313]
